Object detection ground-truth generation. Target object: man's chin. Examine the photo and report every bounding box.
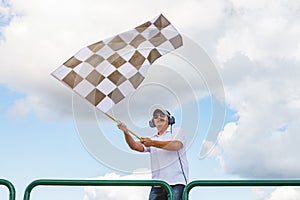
[156,123,167,131]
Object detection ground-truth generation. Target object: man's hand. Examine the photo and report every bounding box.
[140,137,153,147]
[117,120,128,133]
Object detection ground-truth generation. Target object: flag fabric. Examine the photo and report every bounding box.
[52,14,182,113]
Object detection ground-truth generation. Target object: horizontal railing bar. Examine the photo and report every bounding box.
[183,180,300,200]
[23,179,173,200]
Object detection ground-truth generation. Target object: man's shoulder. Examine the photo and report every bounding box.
[172,127,182,131]
[171,127,184,134]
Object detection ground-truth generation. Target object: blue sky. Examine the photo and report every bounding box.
[1,0,300,200]
[0,84,108,198]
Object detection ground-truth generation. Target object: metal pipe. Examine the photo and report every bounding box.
[183,180,300,200]
[23,179,173,200]
[0,179,16,200]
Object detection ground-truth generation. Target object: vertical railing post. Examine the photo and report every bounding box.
[0,179,16,200]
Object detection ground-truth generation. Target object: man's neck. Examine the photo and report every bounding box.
[157,124,169,135]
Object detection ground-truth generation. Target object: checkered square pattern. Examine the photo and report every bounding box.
[52,14,183,113]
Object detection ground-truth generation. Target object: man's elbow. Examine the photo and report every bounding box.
[131,145,144,152]
[174,141,183,151]
[165,141,183,151]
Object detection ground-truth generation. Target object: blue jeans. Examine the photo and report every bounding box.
[149,184,185,200]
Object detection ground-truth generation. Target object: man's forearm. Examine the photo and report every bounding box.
[147,140,183,151]
[124,132,144,152]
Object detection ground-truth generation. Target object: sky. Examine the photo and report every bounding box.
[1,0,300,200]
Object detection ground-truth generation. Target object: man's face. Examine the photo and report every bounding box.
[153,111,169,129]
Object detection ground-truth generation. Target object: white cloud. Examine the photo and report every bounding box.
[7,95,39,118]
[215,0,300,178]
[83,169,151,200]
[217,72,300,177]
[0,0,226,121]
[0,2,11,21]
[266,187,300,200]
[253,187,300,200]
[216,0,300,64]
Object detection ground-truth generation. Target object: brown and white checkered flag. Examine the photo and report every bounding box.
[52,14,182,114]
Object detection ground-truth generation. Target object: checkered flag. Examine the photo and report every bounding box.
[52,14,182,116]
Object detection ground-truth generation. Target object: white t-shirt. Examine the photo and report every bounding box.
[143,127,189,185]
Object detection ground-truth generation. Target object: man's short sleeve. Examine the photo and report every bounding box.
[143,145,150,152]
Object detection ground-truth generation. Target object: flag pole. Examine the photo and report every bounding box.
[104,112,141,140]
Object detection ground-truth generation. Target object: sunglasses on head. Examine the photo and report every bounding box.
[153,113,166,119]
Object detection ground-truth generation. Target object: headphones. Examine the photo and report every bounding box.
[149,110,175,128]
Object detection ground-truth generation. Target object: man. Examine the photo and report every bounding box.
[117,108,189,200]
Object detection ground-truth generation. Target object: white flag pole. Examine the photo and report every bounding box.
[104,112,141,140]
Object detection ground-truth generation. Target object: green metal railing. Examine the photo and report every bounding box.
[23,179,173,200]
[183,180,300,200]
[0,179,16,200]
[4,178,298,200]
